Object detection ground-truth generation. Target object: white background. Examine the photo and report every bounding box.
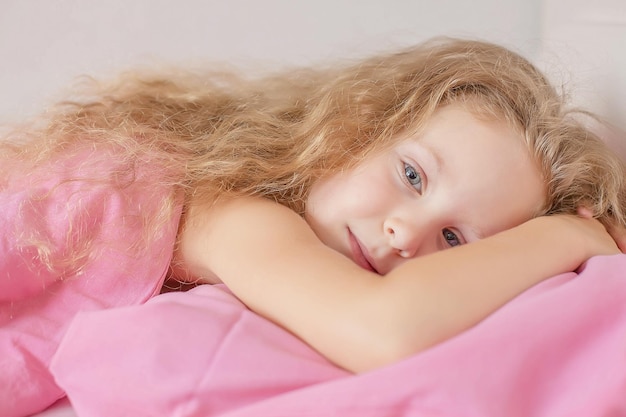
[0,0,624,127]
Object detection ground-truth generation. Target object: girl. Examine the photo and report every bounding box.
[1,37,625,415]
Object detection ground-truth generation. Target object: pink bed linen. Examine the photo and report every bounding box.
[0,145,181,417]
[51,255,626,417]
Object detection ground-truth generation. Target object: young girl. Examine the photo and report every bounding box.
[2,37,625,415]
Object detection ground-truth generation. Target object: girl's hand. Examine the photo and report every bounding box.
[575,207,626,254]
[606,222,626,253]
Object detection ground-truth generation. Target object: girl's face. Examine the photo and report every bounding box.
[305,103,545,275]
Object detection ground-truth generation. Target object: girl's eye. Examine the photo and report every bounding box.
[442,228,462,247]
[403,163,423,193]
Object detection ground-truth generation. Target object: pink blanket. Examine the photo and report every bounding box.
[51,255,626,417]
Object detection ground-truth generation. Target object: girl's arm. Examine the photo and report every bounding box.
[175,196,621,373]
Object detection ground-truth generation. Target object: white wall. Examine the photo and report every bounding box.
[539,0,626,130]
[3,0,623,131]
[0,0,541,122]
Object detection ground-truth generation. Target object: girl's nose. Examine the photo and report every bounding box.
[384,217,425,259]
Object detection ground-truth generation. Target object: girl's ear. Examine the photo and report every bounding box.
[576,206,594,219]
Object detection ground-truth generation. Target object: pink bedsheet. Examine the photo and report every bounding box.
[51,255,626,417]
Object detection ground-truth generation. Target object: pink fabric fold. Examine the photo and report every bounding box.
[54,284,348,416]
[0,144,181,417]
[52,255,626,417]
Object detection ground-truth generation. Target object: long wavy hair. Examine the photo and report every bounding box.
[2,37,625,274]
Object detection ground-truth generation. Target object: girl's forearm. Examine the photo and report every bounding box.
[364,216,589,368]
[178,199,611,373]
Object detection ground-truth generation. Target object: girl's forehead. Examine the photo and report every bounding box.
[361,102,527,172]
[406,104,522,146]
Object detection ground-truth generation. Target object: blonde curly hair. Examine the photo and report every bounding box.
[2,37,625,274]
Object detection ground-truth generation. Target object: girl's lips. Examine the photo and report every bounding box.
[347,229,379,274]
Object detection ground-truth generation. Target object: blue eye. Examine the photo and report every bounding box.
[404,163,423,193]
[442,228,461,247]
